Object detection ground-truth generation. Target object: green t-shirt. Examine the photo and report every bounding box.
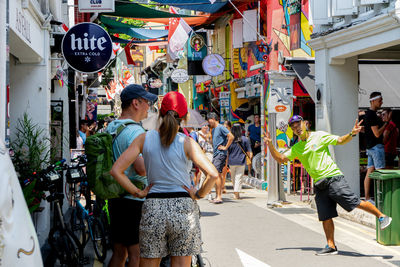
[283,131,343,182]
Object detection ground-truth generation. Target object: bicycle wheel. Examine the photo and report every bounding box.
[70,208,87,245]
[49,228,81,266]
[90,218,107,262]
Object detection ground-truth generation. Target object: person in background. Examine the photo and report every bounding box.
[78,120,89,145]
[363,92,386,201]
[247,115,261,176]
[197,124,214,189]
[228,124,252,199]
[207,113,234,204]
[382,108,398,168]
[111,91,218,267]
[222,121,232,193]
[186,127,198,143]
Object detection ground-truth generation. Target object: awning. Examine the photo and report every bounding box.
[152,0,228,13]
[291,61,316,103]
[100,16,141,29]
[103,2,193,18]
[111,36,167,45]
[140,16,211,26]
[108,27,168,39]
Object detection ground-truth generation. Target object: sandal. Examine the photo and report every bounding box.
[210,199,223,204]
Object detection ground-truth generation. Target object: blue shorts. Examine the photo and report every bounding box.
[366,144,385,169]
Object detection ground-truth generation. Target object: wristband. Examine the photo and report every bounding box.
[349,132,356,137]
[195,191,202,199]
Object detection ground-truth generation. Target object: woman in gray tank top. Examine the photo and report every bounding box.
[111,91,218,267]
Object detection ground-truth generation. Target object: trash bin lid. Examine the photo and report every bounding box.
[369,169,400,180]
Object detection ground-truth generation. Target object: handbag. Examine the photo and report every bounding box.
[237,141,252,165]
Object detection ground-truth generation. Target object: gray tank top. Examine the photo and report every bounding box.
[142,130,192,193]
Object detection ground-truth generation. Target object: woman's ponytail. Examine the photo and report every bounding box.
[159,111,180,147]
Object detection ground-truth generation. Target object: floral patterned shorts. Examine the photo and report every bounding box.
[139,197,202,258]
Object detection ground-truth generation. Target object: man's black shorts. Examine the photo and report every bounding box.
[108,198,143,246]
[314,175,361,221]
[212,153,227,173]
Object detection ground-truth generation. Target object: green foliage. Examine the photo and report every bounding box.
[97,113,115,121]
[10,113,52,213]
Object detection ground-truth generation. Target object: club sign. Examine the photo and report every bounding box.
[62,23,112,73]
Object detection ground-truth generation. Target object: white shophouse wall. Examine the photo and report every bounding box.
[9,55,52,246]
[314,53,360,194]
[0,0,6,143]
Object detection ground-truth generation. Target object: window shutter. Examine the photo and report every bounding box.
[243,9,257,42]
[232,19,243,49]
[332,0,357,16]
[310,0,332,25]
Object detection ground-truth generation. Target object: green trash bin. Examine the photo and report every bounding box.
[369,170,400,245]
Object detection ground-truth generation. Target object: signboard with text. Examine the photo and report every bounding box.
[62,23,112,73]
[79,0,115,12]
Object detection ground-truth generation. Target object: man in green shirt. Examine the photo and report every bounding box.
[265,115,392,255]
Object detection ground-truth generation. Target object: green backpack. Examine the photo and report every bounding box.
[85,122,145,199]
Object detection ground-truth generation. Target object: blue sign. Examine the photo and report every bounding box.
[62,22,112,73]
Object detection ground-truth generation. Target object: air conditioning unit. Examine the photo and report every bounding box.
[360,0,388,5]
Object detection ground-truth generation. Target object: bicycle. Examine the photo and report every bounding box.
[31,159,84,267]
[66,155,107,262]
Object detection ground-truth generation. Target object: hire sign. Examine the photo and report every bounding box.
[62,23,112,73]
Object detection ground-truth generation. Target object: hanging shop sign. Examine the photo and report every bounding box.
[148,77,163,89]
[202,54,225,76]
[62,22,113,73]
[171,69,189,84]
[79,0,115,12]
[219,91,231,123]
[188,32,207,61]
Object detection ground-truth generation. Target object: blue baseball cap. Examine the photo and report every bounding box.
[288,115,303,126]
[120,84,158,103]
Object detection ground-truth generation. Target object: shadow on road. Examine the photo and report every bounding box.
[273,208,316,214]
[276,247,393,259]
[200,211,220,217]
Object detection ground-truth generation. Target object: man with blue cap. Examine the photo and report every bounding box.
[106,84,157,267]
[264,115,392,256]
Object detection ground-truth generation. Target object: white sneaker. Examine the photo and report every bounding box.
[379,216,392,230]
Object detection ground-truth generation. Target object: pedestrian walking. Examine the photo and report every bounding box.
[222,120,232,193]
[247,114,261,176]
[197,124,214,188]
[207,113,234,204]
[265,115,392,255]
[363,92,386,201]
[382,108,398,168]
[106,84,157,267]
[228,123,252,199]
[111,91,218,267]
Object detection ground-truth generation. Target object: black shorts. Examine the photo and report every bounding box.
[212,153,227,173]
[314,175,361,221]
[108,198,143,246]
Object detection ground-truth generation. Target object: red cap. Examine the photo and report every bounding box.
[160,91,188,118]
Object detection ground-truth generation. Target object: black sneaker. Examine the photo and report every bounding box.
[316,245,338,256]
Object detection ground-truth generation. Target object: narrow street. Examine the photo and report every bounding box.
[197,186,400,267]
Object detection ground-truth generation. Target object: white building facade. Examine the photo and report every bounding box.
[308,0,400,193]
[1,0,72,247]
